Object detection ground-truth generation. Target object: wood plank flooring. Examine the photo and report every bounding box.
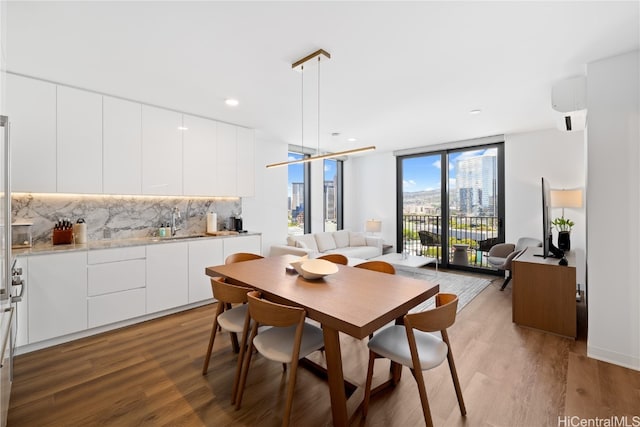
[8,273,640,426]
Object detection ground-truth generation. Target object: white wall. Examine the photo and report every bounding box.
[343,152,397,247]
[504,129,586,286]
[241,135,289,256]
[586,50,639,370]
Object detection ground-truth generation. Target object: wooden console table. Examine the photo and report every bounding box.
[512,246,577,338]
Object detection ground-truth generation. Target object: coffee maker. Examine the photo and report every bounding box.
[234,216,244,232]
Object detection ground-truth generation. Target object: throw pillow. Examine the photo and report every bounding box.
[350,231,367,247]
[287,236,297,247]
[295,234,319,252]
[315,232,337,252]
[333,230,350,248]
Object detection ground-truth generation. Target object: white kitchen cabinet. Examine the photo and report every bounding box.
[87,247,146,327]
[216,122,237,196]
[6,74,57,192]
[183,114,217,196]
[223,235,262,260]
[146,242,188,313]
[103,96,142,195]
[236,127,255,197]
[57,86,103,193]
[142,106,183,195]
[27,252,87,344]
[188,238,223,303]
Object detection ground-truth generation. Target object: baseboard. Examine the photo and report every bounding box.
[587,344,640,371]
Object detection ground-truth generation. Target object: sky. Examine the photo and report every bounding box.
[402,148,497,192]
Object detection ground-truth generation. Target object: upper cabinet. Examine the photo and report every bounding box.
[141,106,183,195]
[103,96,142,195]
[216,122,237,196]
[57,86,103,193]
[6,74,57,192]
[7,75,254,197]
[236,127,255,197]
[182,114,217,196]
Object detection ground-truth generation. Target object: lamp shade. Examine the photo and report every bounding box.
[365,219,382,233]
[550,189,583,208]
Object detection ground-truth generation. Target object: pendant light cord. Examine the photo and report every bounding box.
[317,56,321,156]
[301,64,304,153]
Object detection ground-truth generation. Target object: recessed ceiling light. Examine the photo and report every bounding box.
[469,109,482,115]
[347,137,358,142]
[178,126,188,130]
[225,99,239,107]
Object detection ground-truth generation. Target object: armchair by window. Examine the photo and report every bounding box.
[487,237,541,290]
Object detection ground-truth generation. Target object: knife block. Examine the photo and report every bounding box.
[52,228,74,245]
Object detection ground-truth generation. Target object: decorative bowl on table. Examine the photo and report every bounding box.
[299,259,339,280]
[289,255,309,275]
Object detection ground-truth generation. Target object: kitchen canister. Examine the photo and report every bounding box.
[73,220,87,244]
[206,212,217,233]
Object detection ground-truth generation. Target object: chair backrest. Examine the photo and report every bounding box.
[404,293,458,333]
[317,254,348,265]
[418,230,441,245]
[514,237,542,252]
[246,291,306,328]
[355,260,396,275]
[225,252,264,265]
[210,276,252,304]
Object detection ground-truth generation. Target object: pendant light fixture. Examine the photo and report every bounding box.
[266,49,375,169]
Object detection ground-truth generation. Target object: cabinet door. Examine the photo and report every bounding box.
[183,114,217,196]
[188,239,224,303]
[236,127,255,197]
[103,96,142,194]
[6,74,57,192]
[146,242,188,313]
[28,252,88,343]
[216,122,237,196]
[57,86,103,193]
[223,235,262,260]
[142,106,183,195]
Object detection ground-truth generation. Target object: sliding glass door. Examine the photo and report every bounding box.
[398,143,504,272]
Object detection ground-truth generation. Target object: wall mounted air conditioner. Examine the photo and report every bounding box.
[552,76,587,131]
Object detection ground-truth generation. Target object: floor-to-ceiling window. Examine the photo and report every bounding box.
[323,159,343,231]
[398,143,504,272]
[288,152,310,236]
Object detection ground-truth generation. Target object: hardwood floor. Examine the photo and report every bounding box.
[8,273,640,426]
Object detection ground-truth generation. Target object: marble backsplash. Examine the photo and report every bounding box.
[11,194,241,246]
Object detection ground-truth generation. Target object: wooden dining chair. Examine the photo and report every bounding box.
[362,293,466,426]
[225,252,264,264]
[234,291,325,427]
[355,260,396,274]
[202,277,253,376]
[317,253,348,265]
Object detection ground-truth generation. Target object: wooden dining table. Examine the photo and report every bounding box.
[205,254,439,426]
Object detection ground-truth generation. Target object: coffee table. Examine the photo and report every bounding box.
[371,252,438,272]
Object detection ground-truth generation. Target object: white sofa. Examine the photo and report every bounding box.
[270,230,383,260]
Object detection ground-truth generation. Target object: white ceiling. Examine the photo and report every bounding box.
[6,1,640,156]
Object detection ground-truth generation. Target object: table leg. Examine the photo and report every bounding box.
[322,326,349,427]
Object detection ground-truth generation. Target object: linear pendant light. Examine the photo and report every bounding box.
[266,49,375,169]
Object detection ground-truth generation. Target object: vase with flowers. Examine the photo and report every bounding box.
[552,217,574,251]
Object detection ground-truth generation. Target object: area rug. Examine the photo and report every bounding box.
[395,267,492,313]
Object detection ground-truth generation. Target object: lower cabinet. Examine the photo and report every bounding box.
[146,242,189,313]
[188,239,224,303]
[87,247,146,328]
[28,252,88,343]
[222,235,262,260]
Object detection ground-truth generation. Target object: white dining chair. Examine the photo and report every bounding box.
[362,293,466,426]
[234,290,325,427]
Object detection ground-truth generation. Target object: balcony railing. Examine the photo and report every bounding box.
[402,214,500,268]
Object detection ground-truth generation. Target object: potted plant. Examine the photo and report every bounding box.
[552,217,574,250]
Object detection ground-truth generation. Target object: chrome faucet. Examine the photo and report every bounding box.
[171,207,181,236]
